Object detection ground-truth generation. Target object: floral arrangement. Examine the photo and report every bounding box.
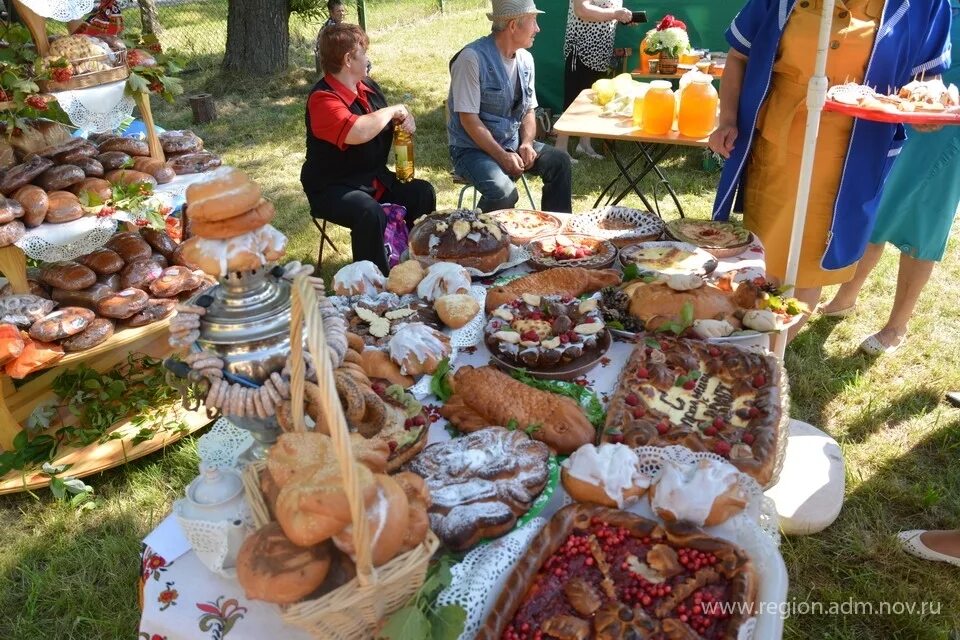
[644,14,690,60]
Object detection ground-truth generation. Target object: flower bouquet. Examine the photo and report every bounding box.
[644,15,690,74]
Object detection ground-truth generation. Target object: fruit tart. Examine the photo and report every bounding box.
[478,504,758,640]
[602,335,786,488]
[529,233,618,270]
[484,293,608,370]
[408,209,511,273]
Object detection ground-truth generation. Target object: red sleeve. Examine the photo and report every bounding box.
[308,91,358,151]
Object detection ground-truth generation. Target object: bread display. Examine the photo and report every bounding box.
[485,266,622,312]
[478,504,758,640]
[332,260,385,297]
[602,336,785,487]
[408,209,511,273]
[484,293,607,370]
[407,427,550,550]
[440,365,595,454]
[561,443,649,508]
[650,458,749,527]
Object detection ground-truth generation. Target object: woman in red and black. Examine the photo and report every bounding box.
[303,24,436,273]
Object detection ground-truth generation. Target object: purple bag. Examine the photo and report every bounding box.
[381,203,408,269]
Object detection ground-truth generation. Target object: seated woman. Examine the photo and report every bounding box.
[302,23,436,274]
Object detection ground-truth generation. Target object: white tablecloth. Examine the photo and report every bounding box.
[139,232,785,639]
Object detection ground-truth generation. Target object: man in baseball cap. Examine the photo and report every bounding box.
[446,0,572,213]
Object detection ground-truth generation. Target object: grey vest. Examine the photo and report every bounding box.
[447,35,534,152]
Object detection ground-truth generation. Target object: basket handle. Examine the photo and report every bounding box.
[289,275,375,586]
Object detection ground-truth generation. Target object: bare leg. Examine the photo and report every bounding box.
[575,136,603,159]
[555,134,570,154]
[870,252,935,349]
[919,530,960,558]
[821,242,884,313]
[786,286,822,342]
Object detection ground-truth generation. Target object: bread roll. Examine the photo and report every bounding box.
[28,307,95,341]
[70,177,112,202]
[149,266,203,297]
[385,259,425,295]
[0,197,24,225]
[168,151,221,175]
[45,191,83,224]
[96,288,149,319]
[74,157,104,178]
[159,130,203,155]
[0,156,54,195]
[105,232,152,263]
[40,261,97,291]
[394,471,431,554]
[119,259,163,290]
[96,151,132,171]
[34,164,85,191]
[359,347,413,388]
[39,137,88,160]
[11,185,48,227]
[0,220,24,248]
[140,228,177,258]
[98,137,149,156]
[104,169,157,188]
[190,199,275,239]
[77,248,123,275]
[50,282,116,310]
[61,318,114,352]
[124,298,176,327]
[131,157,175,184]
[185,167,261,222]
[236,523,332,605]
[332,474,409,567]
[434,293,479,329]
[54,142,98,165]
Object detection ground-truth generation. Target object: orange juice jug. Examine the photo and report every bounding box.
[642,81,674,135]
[678,74,719,138]
[639,34,653,73]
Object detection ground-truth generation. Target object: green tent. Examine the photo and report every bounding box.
[530,1,740,112]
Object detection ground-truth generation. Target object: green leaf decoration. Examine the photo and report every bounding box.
[377,606,430,640]
[510,370,606,429]
[429,357,454,402]
[430,605,467,640]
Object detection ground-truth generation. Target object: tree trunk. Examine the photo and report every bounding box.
[223,0,290,75]
[137,0,163,36]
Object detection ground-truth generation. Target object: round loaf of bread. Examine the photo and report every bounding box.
[186,167,262,222]
[61,318,114,352]
[96,287,149,319]
[12,185,48,227]
[178,225,288,277]
[408,209,511,273]
[159,130,203,155]
[0,156,54,195]
[44,191,83,224]
[236,523,332,605]
[70,177,112,202]
[190,198,275,239]
[34,164,84,191]
[140,228,178,258]
[149,266,203,297]
[331,473,410,567]
[106,232,152,263]
[168,151,221,175]
[0,220,24,247]
[78,248,125,275]
[119,259,163,290]
[98,137,149,157]
[29,307,95,342]
[124,298,176,327]
[434,293,480,329]
[51,282,116,310]
[96,151,132,171]
[104,169,157,188]
[41,261,97,291]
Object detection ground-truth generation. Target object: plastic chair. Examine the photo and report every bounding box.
[453,172,537,210]
[312,218,341,265]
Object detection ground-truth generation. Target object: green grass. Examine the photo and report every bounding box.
[3,4,960,639]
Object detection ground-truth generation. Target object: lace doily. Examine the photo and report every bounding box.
[436,517,546,640]
[18,0,95,21]
[409,347,458,397]
[16,215,117,262]
[55,81,136,134]
[173,499,252,579]
[448,284,486,348]
[196,418,254,471]
[565,205,665,243]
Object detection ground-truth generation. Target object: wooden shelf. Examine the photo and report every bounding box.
[55,316,172,370]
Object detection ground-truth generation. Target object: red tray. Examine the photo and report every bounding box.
[824,99,960,125]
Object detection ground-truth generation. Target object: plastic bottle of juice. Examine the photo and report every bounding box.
[393,125,415,182]
[678,74,719,138]
[642,80,675,135]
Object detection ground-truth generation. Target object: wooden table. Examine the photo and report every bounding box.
[554,89,710,216]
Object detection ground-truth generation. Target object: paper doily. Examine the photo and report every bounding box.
[436,517,546,640]
[55,81,136,134]
[448,284,486,348]
[15,215,118,262]
[196,418,255,471]
[18,0,95,21]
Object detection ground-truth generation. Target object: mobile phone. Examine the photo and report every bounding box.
[630,10,648,24]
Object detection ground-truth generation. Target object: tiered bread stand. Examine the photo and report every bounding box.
[0,0,207,493]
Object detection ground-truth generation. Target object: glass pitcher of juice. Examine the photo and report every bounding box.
[678,74,719,138]
[642,80,674,135]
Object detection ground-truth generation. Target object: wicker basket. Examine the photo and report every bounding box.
[38,50,129,93]
[241,275,439,640]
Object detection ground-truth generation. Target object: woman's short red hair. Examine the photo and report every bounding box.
[319,24,369,75]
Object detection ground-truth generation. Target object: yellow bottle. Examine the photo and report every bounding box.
[642,80,674,135]
[678,75,719,138]
[393,126,415,183]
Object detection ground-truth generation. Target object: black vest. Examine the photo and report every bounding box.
[300,77,395,195]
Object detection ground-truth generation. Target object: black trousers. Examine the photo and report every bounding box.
[563,53,606,110]
[306,178,436,274]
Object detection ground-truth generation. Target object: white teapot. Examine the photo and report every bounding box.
[174,464,249,575]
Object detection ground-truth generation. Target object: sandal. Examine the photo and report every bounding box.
[898,530,960,567]
[817,303,856,318]
[859,333,905,356]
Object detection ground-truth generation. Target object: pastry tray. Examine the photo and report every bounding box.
[824,99,960,125]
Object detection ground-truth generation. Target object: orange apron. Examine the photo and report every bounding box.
[743,0,884,287]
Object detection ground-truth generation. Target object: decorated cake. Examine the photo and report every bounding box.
[529,233,618,270]
[330,292,438,349]
[602,336,784,487]
[408,209,511,273]
[478,504,758,640]
[484,294,607,370]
